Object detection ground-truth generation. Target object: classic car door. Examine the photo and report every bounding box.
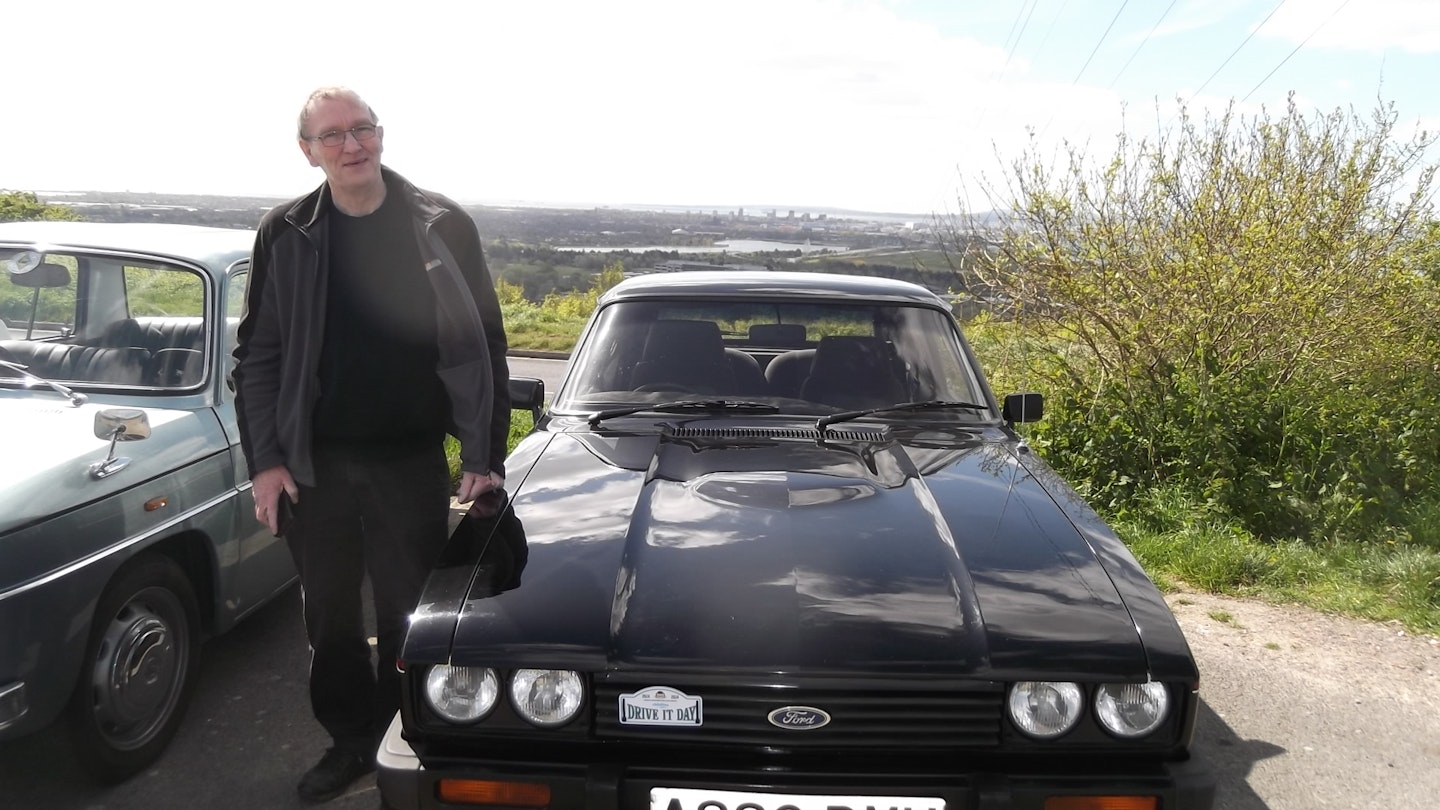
[218,265,297,613]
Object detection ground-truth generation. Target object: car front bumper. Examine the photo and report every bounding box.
[376,714,1216,810]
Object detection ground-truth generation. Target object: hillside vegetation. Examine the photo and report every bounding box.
[946,98,1440,632]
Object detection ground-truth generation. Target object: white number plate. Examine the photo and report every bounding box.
[651,787,945,810]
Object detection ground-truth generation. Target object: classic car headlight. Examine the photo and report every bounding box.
[1094,682,1170,738]
[1007,681,1084,739]
[508,668,584,727]
[425,665,499,724]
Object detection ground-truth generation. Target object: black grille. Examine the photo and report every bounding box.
[595,674,1003,748]
[667,426,887,442]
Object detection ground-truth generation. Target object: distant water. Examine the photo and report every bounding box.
[556,239,849,254]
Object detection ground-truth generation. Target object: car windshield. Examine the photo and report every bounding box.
[0,247,211,391]
[555,297,993,419]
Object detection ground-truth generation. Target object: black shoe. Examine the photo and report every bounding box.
[297,747,375,804]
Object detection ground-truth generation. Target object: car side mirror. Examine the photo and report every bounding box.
[90,408,151,479]
[509,376,546,423]
[1003,392,1044,423]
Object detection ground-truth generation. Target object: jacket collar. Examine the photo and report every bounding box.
[283,166,449,232]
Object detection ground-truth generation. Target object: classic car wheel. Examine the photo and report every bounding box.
[65,554,201,783]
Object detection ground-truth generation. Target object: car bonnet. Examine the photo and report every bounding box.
[415,426,1156,680]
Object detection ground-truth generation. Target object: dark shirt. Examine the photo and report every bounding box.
[313,189,448,458]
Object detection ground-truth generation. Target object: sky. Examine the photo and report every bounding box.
[3,0,1438,216]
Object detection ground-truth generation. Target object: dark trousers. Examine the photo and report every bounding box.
[284,445,451,755]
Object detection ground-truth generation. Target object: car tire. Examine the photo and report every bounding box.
[65,553,201,783]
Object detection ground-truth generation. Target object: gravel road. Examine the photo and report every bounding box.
[1166,588,1440,809]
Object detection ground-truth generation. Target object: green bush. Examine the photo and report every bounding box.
[954,97,1440,545]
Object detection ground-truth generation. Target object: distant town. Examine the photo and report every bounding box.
[32,190,986,300]
[35,189,946,254]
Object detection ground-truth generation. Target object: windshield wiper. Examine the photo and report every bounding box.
[816,399,988,432]
[0,359,89,407]
[588,399,779,425]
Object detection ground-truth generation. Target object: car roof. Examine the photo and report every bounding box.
[601,270,949,307]
[0,221,254,273]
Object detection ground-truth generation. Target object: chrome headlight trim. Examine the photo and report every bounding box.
[1094,681,1171,738]
[508,668,584,728]
[1007,681,1084,739]
[423,664,499,724]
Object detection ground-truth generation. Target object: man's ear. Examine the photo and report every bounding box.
[297,139,321,167]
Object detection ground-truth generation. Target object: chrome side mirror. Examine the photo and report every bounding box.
[90,408,150,479]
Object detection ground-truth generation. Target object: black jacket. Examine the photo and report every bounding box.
[233,167,509,487]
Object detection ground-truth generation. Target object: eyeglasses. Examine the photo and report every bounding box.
[304,124,379,148]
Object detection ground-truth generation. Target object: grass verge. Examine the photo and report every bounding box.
[1114,487,1440,635]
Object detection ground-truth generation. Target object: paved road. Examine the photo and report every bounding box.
[507,353,568,395]
[0,581,380,809]
[16,549,1436,810]
[1166,589,1439,810]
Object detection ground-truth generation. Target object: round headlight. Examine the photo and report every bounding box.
[1007,681,1084,739]
[424,665,499,724]
[508,669,584,728]
[1095,682,1170,738]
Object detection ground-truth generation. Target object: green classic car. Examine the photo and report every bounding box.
[0,221,297,781]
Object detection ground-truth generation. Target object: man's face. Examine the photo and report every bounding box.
[298,97,384,191]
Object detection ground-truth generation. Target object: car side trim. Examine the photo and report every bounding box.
[0,488,239,603]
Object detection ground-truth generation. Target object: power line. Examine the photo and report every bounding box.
[973,0,1046,136]
[1027,0,1073,71]
[1241,0,1353,103]
[1032,0,1128,142]
[1108,0,1179,89]
[999,0,1042,76]
[1184,0,1289,106]
[1074,0,1131,84]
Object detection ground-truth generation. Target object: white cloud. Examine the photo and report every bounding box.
[1264,0,1440,53]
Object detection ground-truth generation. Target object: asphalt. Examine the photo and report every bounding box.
[0,502,474,810]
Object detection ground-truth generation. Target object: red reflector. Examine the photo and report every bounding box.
[437,779,551,807]
[1045,798,1158,810]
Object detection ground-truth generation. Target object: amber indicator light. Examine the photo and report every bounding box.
[437,779,552,807]
[1044,797,1158,810]
[144,496,169,512]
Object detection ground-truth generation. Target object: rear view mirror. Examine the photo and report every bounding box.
[9,260,72,289]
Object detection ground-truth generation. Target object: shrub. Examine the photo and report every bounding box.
[952,97,1440,543]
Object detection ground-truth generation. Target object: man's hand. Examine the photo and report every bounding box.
[456,470,504,504]
[253,465,299,536]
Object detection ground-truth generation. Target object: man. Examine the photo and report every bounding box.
[233,86,510,804]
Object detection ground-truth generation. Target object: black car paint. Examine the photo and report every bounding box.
[408,418,1194,684]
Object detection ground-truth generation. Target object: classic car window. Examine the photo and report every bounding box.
[125,264,204,319]
[0,251,207,390]
[223,268,248,378]
[558,298,990,417]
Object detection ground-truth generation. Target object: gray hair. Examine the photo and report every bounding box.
[296,86,378,139]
